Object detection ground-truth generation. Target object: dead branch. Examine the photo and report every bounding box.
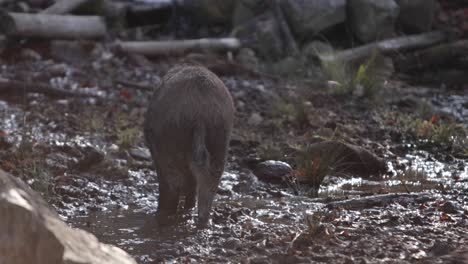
[0,78,95,98]
[319,31,447,63]
[116,38,241,57]
[42,0,91,14]
[395,40,468,72]
[0,11,106,39]
[326,193,432,210]
[115,79,156,92]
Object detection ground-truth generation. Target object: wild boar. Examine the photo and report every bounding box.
[144,65,234,228]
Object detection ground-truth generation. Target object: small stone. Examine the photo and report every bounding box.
[47,64,68,77]
[236,48,259,70]
[108,144,119,153]
[252,160,292,182]
[129,147,152,161]
[441,201,462,214]
[248,113,263,126]
[20,49,41,61]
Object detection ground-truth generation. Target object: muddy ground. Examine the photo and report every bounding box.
[0,43,467,263]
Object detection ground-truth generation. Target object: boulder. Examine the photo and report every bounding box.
[232,12,284,60]
[348,0,399,43]
[179,0,236,25]
[396,0,438,33]
[0,169,137,264]
[281,0,346,40]
[232,0,267,28]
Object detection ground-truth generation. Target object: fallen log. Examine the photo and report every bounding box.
[0,78,95,98]
[395,40,468,72]
[327,193,432,210]
[0,11,106,39]
[319,31,447,64]
[42,0,91,14]
[116,38,241,57]
[411,70,468,86]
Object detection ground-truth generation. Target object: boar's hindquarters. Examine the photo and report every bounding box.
[144,66,234,228]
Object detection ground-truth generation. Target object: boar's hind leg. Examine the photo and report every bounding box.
[155,165,181,226]
[192,163,219,229]
[183,174,197,210]
[191,124,217,228]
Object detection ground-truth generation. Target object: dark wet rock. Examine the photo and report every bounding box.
[232,12,284,60]
[252,160,292,182]
[430,240,452,256]
[281,0,346,40]
[72,146,105,171]
[396,0,437,33]
[0,169,136,264]
[348,0,399,43]
[440,201,463,214]
[128,147,151,161]
[297,141,387,186]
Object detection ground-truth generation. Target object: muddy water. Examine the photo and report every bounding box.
[66,155,467,262]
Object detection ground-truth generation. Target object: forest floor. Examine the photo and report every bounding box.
[0,42,467,263]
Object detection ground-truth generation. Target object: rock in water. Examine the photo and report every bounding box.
[0,169,136,264]
[253,160,293,182]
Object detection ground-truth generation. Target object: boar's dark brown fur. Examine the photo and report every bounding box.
[144,65,234,228]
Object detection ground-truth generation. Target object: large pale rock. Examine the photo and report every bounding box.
[396,0,437,33]
[281,0,346,40]
[0,170,137,264]
[348,0,399,43]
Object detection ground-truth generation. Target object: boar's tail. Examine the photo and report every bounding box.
[192,123,210,169]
